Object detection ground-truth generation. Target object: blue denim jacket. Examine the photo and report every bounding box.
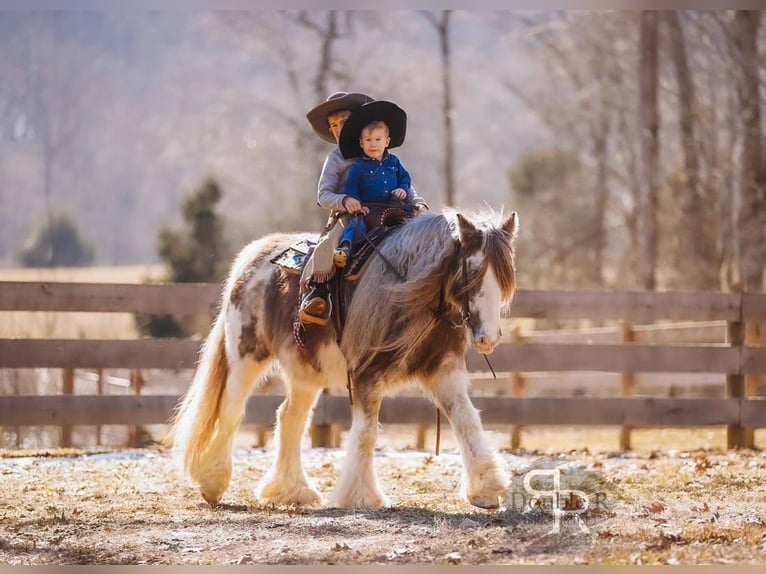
[344,152,413,203]
[340,152,413,246]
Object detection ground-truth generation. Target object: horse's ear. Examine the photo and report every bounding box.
[454,212,482,250]
[502,211,519,240]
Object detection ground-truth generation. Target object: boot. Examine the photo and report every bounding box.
[298,283,332,326]
[333,245,350,268]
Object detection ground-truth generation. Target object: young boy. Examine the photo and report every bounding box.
[333,101,414,267]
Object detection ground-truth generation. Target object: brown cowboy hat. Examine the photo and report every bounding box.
[339,100,407,159]
[306,92,374,144]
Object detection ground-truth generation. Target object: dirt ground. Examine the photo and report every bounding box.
[2,436,766,566]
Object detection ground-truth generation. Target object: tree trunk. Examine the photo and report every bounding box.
[732,11,765,292]
[638,11,660,291]
[439,11,455,206]
[591,115,609,287]
[666,12,718,289]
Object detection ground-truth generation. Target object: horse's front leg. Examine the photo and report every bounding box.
[331,382,389,508]
[256,383,323,506]
[423,360,508,509]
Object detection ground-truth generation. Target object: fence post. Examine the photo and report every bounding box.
[96,369,104,446]
[416,425,428,451]
[619,321,635,451]
[727,318,745,449]
[510,325,524,450]
[310,389,332,448]
[61,368,74,448]
[743,322,761,449]
[127,369,145,447]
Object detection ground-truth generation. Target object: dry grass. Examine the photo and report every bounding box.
[1,445,765,565]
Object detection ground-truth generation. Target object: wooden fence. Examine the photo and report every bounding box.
[1,281,765,450]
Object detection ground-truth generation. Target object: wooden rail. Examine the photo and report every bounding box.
[2,394,764,427]
[1,281,765,450]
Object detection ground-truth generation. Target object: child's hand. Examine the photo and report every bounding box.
[343,196,364,214]
[391,188,407,200]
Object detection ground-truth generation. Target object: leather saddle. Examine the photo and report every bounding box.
[343,203,415,281]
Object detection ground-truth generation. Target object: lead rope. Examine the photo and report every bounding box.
[435,409,441,456]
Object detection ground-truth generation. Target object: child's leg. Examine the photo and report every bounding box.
[333,220,356,268]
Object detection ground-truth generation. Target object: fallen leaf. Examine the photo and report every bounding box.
[445,552,462,564]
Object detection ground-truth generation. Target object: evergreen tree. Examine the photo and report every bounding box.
[157,177,229,283]
[18,214,95,268]
[136,177,230,337]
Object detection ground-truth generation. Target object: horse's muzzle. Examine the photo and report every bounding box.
[472,331,501,355]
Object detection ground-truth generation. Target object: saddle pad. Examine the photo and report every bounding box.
[343,225,394,281]
[270,238,316,275]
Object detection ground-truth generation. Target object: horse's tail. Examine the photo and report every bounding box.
[165,307,230,480]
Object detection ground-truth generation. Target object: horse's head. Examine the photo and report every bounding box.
[452,210,519,355]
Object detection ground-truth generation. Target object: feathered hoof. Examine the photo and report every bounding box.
[200,485,226,507]
[256,480,323,506]
[331,489,391,509]
[464,463,508,510]
[196,468,232,507]
[467,493,501,510]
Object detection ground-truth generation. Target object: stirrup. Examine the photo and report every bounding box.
[298,295,331,326]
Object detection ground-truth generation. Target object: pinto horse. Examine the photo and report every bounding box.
[168,208,519,509]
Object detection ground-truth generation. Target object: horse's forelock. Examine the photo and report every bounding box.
[483,225,517,301]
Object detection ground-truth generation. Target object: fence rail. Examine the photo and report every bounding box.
[1,281,765,450]
[3,394,765,427]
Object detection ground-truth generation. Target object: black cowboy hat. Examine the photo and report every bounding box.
[306,91,374,144]
[339,100,407,159]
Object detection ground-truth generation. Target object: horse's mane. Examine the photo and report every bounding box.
[342,208,517,378]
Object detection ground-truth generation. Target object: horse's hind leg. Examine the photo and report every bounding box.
[331,382,389,508]
[196,355,270,505]
[423,362,508,509]
[256,378,323,506]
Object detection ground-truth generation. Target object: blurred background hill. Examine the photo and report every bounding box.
[1,10,763,292]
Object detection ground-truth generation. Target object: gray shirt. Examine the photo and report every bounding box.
[316,147,428,212]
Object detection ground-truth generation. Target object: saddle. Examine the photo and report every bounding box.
[343,203,414,280]
[270,203,414,280]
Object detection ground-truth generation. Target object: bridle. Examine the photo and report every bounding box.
[430,243,471,330]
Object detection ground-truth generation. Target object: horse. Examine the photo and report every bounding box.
[167,207,519,510]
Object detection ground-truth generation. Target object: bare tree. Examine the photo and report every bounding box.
[500,12,636,288]
[732,10,764,292]
[420,10,455,206]
[207,11,355,228]
[665,11,719,289]
[638,11,660,291]
[1,13,96,264]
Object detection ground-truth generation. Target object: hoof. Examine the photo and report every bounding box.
[468,494,500,510]
[200,487,224,507]
[257,480,322,506]
[331,491,390,509]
